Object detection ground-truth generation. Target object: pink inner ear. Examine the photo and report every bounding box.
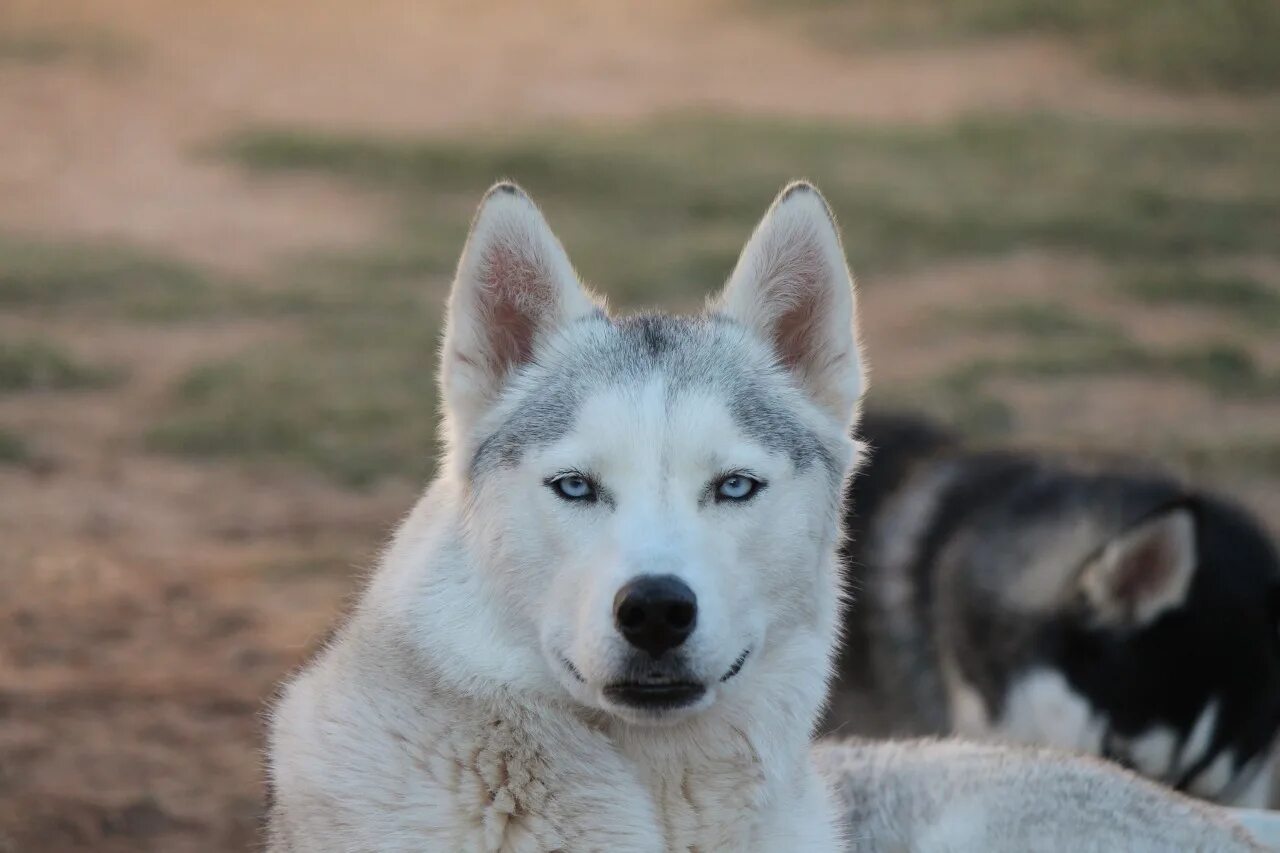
[1111,536,1174,604]
[768,241,832,375]
[477,242,555,377]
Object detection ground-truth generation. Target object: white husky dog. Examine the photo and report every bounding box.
[267,182,1262,851]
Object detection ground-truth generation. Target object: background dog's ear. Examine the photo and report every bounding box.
[714,182,864,424]
[1079,505,1198,628]
[440,182,598,441]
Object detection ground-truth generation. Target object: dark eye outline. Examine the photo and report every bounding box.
[546,471,598,503]
[713,472,765,504]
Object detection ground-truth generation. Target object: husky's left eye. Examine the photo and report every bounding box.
[548,473,597,502]
[714,474,762,503]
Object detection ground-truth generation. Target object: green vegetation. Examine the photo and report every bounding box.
[935,301,1121,340]
[225,114,1280,290]
[0,27,137,68]
[146,310,441,489]
[888,384,1016,438]
[0,339,117,393]
[969,0,1280,93]
[940,339,1278,399]
[1117,270,1280,328]
[0,428,30,466]
[0,234,346,323]
[0,237,289,320]
[1175,438,1280,477]
[758,0,1280,92]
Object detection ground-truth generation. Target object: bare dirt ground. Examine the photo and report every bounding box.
[0,2,1276,850]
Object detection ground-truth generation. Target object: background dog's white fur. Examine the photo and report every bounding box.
[266,183,1263,851]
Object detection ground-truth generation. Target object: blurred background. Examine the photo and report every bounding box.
[1,0,1278,849]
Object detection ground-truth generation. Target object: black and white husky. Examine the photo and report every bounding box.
[267,184,1262,850]
[828,412,1280,809]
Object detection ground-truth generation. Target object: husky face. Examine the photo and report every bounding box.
[1054,498,1280,806]
[439,183,863,725]
[942,478,1280,807]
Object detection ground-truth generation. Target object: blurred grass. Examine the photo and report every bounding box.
[0,235,442,487]
[131,113,1280,485]
[1117,270,1280,328]
[901,384,1017,438]
[939,339,1278,399]
[145,314,441,489]
[224,114,1280,289]
[0,428,31,466]
[0,237,295,320]
[757,0,1280,93]
[967,0,1280,93]
[934,301,1123,340]
[0,339,117,392]
[1176,438,1280,477]
[0,26,138,68]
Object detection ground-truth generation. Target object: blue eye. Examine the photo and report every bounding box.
[550,473,596,502]
[715,474,762,503]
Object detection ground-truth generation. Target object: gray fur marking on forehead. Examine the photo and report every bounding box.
[469,312,838,478]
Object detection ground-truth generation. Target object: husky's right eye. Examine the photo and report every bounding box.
[548,473,597,502]
[713,472,764,503]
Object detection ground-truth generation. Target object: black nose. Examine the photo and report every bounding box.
[613,574,697,658]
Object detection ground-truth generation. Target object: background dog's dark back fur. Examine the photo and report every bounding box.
[825,412,1280,805]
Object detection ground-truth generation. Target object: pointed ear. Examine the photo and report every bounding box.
[440,182,598,439]
[1080,505,1198,628]
[713,182,864,424]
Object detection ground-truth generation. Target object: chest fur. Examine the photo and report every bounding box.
[630,733,771,851]
[358,711,773,852]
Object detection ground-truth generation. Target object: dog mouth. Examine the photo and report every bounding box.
[603,681,707,710]
[598,648,751,711]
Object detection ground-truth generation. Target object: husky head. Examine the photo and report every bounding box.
[1067,498,1280,807]
[438,182,863,725]
[948,479,1280,807]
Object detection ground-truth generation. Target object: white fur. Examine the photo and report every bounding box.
[948,674,992,738]
[953,670,1273,813]
[815,738,1263,852]
[717,185,864,423]
[1196,753,1239,802]
[1179,700,1221,780]
[269,182,858,851]
[439,185,601,469]
[970,669,1188,788]
[267,183,1264,852]
[1125,726,1180,782]
[994,668,1107,756]
[1188,745,1275,809]
[1231,755,1276,810]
